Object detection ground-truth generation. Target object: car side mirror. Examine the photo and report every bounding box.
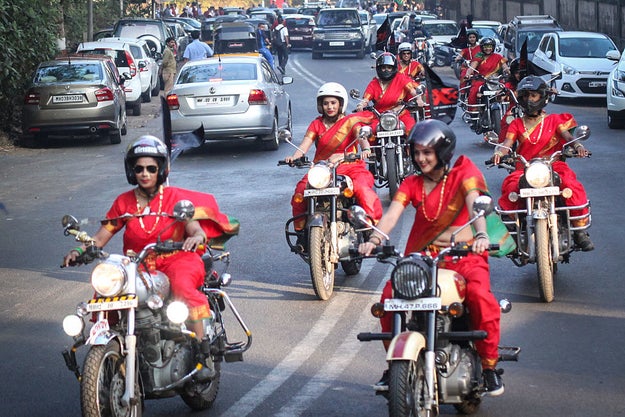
[545,50,553,59]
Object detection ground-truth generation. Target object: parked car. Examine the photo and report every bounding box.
[607,48,625,128]
[499,15,563,61]
[164,21,191,59]
[164,16,201,31]
[22,55,127,146]
[112,18,174,55]
[166,55,293,151]
[76,40,144,115]
[472,25,504,55]
[281,7,300,15]
[422,19,459,46]
[312,8,367,59]
[471,20,502,32]
[358,10,377,53]
[285,14,316,49]
[531,31,618,100]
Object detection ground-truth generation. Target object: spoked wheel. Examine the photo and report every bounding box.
[180,362,221,410]
[388,357,432,417]
[309,225,335,300]
[535,218,555,302]
[385,148,400,198]
[81,341,142,417]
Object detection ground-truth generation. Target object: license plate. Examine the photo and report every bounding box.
[196,96,233,106]
[519,186,560,198]
[304,187,340,197]
[329,41,345,46]
[52,94,83,103]
[588,81,606,88]
[86,295,138,312]
[482,90,498,96]
[290,36,303,40]
[376,129,404,138]
[384,297,442,311]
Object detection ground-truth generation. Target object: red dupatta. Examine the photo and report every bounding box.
[506,113,576,162]
[312,112,375,162]
[363,73,416,112]
[472,52,506,78]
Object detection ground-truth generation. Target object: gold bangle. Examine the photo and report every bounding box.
[369,235,382,245]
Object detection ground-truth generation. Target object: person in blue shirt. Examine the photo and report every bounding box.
[257,22,275,69]
[183,30,214,63]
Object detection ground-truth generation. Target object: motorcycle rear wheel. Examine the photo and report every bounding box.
[81,341,143,417]
[535,218,555,302]
[388,357,432,417]
[309,225,335,300]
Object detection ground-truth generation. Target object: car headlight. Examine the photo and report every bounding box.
[313,32,325,41]
[525,161,551,188]
[562,63,577,75]
[348,32,362,40]
[379,113,398,131]
[91,259,127,297]
[308,163,332,189]
[166,301,189,324]
[62,314,84,337]
[391,255,431,300]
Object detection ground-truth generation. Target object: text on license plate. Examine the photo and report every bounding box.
[588,81,606,88]
[290,36,303,40]
[196,96,233,106]
[53,94,83,103]
[384,297,442,311]
[86,295,138,312]
[304,187,340,197]
[376,129,404,138]
[329,41,345,46]
[519,186,560,198]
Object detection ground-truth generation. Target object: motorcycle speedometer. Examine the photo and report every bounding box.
[391,255,431,300]
[91,259,127,297]
[308,163,332,189]
[525,161,551,188]
[380,113,398,131]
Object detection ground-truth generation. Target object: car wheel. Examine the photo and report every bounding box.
[286,104,293,133]
[608,110,625,129]
[109,129,122,145]
[142,89,151,103]
[262,115,279,151]
[151,79,160,97]
[133,101,142,116]
[312,51,322,60]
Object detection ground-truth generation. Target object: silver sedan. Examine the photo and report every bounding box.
[166,55,293,151]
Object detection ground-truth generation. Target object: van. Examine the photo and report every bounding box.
[499,15,563,61]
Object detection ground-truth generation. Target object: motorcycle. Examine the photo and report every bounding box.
[485,126,592,302]
[350,197,520,416]
[413,36,434,66]
[460,74,517,137]
[432,44,458,67]
[279,139,369,301]
[60,200,252,417]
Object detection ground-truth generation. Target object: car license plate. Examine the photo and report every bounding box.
[196,96,233,106]
[376,129,404,138]
[304,187,340,197]
[329,41,345,46]
[290,36,303,40]
[588,81,606,88]
[519,186,560,198]
[384,297,442,311]
[86,295,138,312]
[52,94,83,103]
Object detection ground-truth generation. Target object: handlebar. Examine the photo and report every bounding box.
[278,156,311,168]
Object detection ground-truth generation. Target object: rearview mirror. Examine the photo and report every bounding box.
[173,200,195,221]
[473,195,494,217]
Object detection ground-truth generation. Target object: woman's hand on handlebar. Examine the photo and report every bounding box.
[359,241,377,256]
[472,234,490,255]
[62,247,83,267]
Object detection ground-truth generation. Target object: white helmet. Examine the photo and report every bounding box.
[316,82,348,115]
[398,42,413,55]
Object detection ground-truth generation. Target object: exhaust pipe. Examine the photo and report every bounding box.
[89,126,97,133]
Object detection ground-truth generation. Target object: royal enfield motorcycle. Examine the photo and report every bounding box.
[60,200,251,417]
[350,197,520,417]
[486,126,592,302]
[279,142,369,301]
[460,74,516,136]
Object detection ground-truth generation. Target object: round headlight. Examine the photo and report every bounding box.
[525,161,551,188]
[380,113,398,131]
[62,315,84,337]
[391,255,431,300]
[308,163,332,189]
[91,260,127,297]
[166,301,189,324]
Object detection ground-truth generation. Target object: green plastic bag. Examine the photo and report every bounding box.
[485,212,516,257]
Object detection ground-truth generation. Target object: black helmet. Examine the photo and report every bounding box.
[479,37,496,52]
[516,75,550,116]
[376,52,398,81]
[124,135,170,186]
[466,28,480,40]
[408,119,456,172]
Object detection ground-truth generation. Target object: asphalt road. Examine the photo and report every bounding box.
[1,51,624,417]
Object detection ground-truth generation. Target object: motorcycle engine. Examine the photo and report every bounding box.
[136,270,170,306]
[436,344,479,403]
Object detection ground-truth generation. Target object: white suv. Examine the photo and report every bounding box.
[99,37,161,101]
[77,41,144,116]
[607,48,625,129]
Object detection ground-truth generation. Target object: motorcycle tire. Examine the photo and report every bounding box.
[535,218,555,303]
[385,149,400,199]
[81,341,143,417]
[388,356,431,417]
[180,362,221,410]
[490,107,502,135]
[309,225,335,300]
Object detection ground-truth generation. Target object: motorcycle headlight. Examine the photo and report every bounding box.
[91,259,127,297]
[391,255,431,300]
[62,314,84,337]
[525,161,551,188]
[379,113,398,131]
[166,301,189,324]
[308,163,332,189]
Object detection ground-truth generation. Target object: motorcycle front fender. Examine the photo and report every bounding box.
[531,207,549,220]
[88,329,124,347]
[386,331,426,361]
[307,213,326,229]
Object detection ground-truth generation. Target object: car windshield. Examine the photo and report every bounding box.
[317,12,359,26]
[117,24,161,39]
[80,49,129,68]
[424,23,458,36]
[475,27,499,40]
[559,37,616,58]
[35,63,103,84]
[518,30,556,54]
[177,63,258,83]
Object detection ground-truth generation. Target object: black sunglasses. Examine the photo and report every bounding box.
[134,165,158,174]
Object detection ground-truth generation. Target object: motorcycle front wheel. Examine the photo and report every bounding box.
[535,218,555,302]
[388,357,431,417]
[81,340,143,417]
[385,148,400,198]
[309,225,335,300]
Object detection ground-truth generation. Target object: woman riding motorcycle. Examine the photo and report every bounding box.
[456,28,481,88]
[63,136,240,340]
[285,82,383,230]
[465,37,510,110]
[492,75,594,251]
[396,42,425,80]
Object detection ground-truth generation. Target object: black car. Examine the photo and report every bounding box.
[285,14,316,49]
[312,8,366,59]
